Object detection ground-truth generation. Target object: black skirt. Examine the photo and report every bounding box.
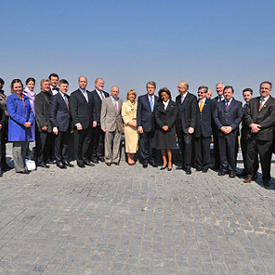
[153,126,177,149]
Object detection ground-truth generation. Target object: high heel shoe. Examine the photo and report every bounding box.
[168,163,172,171]
[160,164,167,170]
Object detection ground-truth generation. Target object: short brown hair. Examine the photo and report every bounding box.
[158,87,171,99]
[126,89,136,100]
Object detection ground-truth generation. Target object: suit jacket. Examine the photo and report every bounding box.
[176,92,197,133]
[241,103,250,137]
[101,97,123,132]
[69,89,95,129]
[91,89,109,124]
[0,105,5,126]
[50,92,71,132]
[137,94,159,132]
[244,96,275,141]
[35,91,53,132]
[213,98,243,137]
[195,98,213,138]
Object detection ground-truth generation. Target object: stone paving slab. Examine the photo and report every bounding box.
[0,146,274,274]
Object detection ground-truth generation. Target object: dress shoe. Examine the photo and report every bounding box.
[16,170,29,174]
[244,177,252,183]
[84,160,95,166]
[263,180,271,187]
[218,170,226,176]
[2,164,12,171]
[112,162,119,166]
[64,161,74,167]
[0,170,2,177]
[202,168,208,173]
[168,166,172,171]
[160,164,167,170]
[77,161,85,168]
[47,159,56,164]
[229,171,236,178]
[185,168,191,175]
[105,162,111,166]
[37,163,50,168]
[56,161,66,169]
[149,161,158,167]
[238,170,248,177]
[91,158,99,164]
[252,174,258,180]
[196,167,202,171]
[143,163,148,168]
[98,157,105,162]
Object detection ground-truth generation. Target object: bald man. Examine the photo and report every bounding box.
[70,76,96,167]
[176,81,197,174]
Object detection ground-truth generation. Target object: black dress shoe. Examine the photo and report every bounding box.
[143,163,148,168]
[218,170,226,176]
[77,161,85,168]
[229,171,236,178]
[160,165,167,170]
[56,161,66,169]
[47,159,56,164]
[16,170,29,174]
[64,161,74,167]
[112,162,119,166]
[2,165,12,171]
[37,163,50,168]
[105,162,111,166]
[202,168,208,173]
[150,161,158,167]
[91,158,99,164]
[98,157,105,162]
[185,168,191,175]
[263,180,271,187]
[196,167,202,171]
[84,160,95,166]
[0,170,3,177]
[168,167,172,171]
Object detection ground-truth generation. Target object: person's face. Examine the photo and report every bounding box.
[198,89,206,100]
[50,76,59,87]
[178,83,188,95]
[95,79,104,91]
[59,83,68,94]
[27,81,35,91]
[41,81,50,92]
[216,83,224,96]
[0,83,3,90]
[13,82,23,96]
[223,88,234,101]
[111,87,119,98]
[260,83,271,98]
[206,90,212,99]
[128,92,136,102]
[243,91,252,103]
[78,77,87,90]
[146,84,155,95]
[161,92,169,102]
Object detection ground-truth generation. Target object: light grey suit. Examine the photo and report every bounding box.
[101,97,123,164]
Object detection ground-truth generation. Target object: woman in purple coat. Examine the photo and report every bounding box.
[7,79,34,174]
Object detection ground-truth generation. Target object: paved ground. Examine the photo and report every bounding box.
[0,146,274,274]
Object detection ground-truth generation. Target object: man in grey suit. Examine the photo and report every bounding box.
[101,86,123,166]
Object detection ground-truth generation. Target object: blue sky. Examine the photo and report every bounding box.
[1,0,275,100]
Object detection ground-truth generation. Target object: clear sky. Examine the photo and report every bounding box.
[1,0,275,100]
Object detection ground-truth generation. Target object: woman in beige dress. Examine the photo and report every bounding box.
[122,90,138,165]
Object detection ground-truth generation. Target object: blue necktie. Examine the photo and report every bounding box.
[149,96,154,112]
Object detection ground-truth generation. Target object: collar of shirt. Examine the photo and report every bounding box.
[225,98,233,105]
[59,91,66,99]
[260,95,270,103]
[148,94,155,103]
[96,88,104,98]
[198,97,206,105]
[111,96,119,102]
[163,99,170,109]
[181,91,188,100]
[79,88,86,93]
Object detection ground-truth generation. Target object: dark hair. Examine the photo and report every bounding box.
[26,77,36,85]
[59,79,69,85]
[242,88,253,95]
[158,87,171,99]
[260,81,272,90]
[48,73,59,80]
[223,85,234,93]
[0,78,4,85]
[198,86,208,93]
[146,81,156,88]
[10,79,23,93]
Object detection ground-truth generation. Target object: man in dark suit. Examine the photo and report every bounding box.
[239,88,258,177]
[194,86,213,173]
[50,79,73,169]
[176,81,197,174]
[90,77,109,163]
[70,76,96,168]
[137,81,158,168]
[213,86,243,178]
[35,79,53,168]
[212,82,224,169]
[244,81,275,187]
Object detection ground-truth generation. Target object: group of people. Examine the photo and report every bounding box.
[0,75,274,187]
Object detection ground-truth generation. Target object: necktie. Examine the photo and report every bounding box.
[114,100,118,112]
[149,96,154,112]
[225,101,229,111]
[64,96,69,110]
[83,91,88,102]
[259,99,263,111]
[181,95,184,104]
[199,100,203,112]
[243,103,248,110]
[218,96,222,102]
[100,91,104,100]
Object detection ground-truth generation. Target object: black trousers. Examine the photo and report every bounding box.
[139,131,156,164]
[55,131,70,162]
[36,131,51,165]
[0,130,2,170]
[195,136,211,170]
[90,125,105,160]
[218,134,237,172]
[178,131,193,169]
[74,126,93,161]
[213,131,220,168]
[48,133,56,161]
[247,136,273,181]
[0,128,7,167]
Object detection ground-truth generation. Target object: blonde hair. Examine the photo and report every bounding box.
[126,89,137,100]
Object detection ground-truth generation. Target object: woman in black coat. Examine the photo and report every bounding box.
[154,88,178,171]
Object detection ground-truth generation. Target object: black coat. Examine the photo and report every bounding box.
[244,96,275,141]
[35,91,53,132]
[213,98,243,137]
[176,92,197,133]
[153,100,178,149]
[69,89,96,129]
[91,89,109,124]
[137,94,159,132]
[195,98,213,138]
[50,92,71,132]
